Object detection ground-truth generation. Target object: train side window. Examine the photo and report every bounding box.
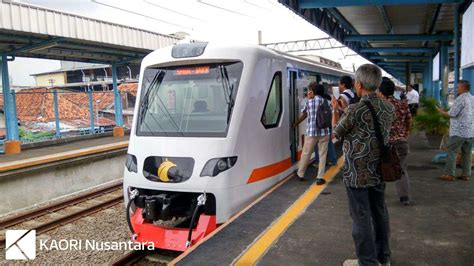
[261,72,282,129]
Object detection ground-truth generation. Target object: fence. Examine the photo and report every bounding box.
[0,88,133,150]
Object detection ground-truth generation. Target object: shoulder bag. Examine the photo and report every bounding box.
[363,101,402,182]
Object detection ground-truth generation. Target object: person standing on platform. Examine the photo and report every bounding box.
[332,76,357,126]
[314,92,337,167]
[338,75,358,108]
[406,85,419,115]
[378,79,413,206]
[334,64,394,266]
[293,83,331,185]
[437,80,474,181]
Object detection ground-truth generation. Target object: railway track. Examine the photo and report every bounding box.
[0,181,123,247]
[111,249,180,265]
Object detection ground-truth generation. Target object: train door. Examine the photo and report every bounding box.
[288,70,298,164]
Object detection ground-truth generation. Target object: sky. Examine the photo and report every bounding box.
[9,0,381,86]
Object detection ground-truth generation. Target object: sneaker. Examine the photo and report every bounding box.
[342,259,359,266]
[400,196,410,206]
[316,178,326,185]
[342,259,390,266]
[456,175,470,181]
[438,175,455,181]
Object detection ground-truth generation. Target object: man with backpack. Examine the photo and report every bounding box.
[332,75,358,125]
[339,75,359,106]
[293,83,332,185]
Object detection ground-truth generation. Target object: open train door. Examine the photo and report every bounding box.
[288,69,298,164]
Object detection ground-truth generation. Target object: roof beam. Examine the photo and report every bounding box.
[378,62,427,66]
[377,6,393,34]
[383,65,426,68]
[360,47,434,53]
[262,37,345,52]
[423,4,442,47]
[345,34,453,42]
[299,0,461,8]
[370,55,430,61]
[4,37,65,55]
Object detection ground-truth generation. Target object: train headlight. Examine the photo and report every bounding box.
[200,157,238,177]
[216,159,228,171]
[125,154,138,173]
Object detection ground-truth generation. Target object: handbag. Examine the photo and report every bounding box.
[363,101,402,182]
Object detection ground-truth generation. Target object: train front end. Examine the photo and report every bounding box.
[123,43,245,251]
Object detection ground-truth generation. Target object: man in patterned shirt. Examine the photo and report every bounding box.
[437,80,474,181]
[334,64,395,266]
[378,79,412,206]
[293,83,331,185]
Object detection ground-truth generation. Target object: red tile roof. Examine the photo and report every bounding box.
[0,83,138,126]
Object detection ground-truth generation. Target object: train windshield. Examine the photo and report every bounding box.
[136,62,243,137]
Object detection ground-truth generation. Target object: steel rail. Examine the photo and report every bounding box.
[0,195,123,248]
[111,250,151,266]
[0,181,123,229]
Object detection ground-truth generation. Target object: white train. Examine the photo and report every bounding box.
[123,42,352,251]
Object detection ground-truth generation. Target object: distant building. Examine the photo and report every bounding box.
[30,61,140,91]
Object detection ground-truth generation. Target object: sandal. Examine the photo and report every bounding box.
[456,175,470,181]
[438,175,455,181]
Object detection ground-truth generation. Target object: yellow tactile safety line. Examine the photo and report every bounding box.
[0,141,129,172]
[233,156,345,266]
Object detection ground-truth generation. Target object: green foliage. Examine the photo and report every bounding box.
[413,97,449,135]
[19,128,55,141]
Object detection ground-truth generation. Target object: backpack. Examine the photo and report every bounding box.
[342,90,359,104]
[316,98,332,129]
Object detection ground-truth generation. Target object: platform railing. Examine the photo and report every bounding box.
[0,89,131,149]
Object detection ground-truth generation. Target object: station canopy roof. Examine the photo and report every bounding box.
[278,0,472,80]
[0,1,181,64]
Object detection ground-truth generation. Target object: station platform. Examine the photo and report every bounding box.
[0,135,129,172]
[0,134,129,215]
[0,135,129,163]
[171,134,474,266]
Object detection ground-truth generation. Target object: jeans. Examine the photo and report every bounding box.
[394,141,410,199]
[314,139,337,164]
[408,103,418,116]
[346,183,391,266]
[445,136,473,177]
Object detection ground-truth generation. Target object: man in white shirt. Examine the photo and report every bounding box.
[337,76,356,109]
[406,85,419,115]
[437,80,474,181]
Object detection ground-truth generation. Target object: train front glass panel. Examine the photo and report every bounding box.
[136,62,243,137]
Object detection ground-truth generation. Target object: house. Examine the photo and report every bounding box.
[30,61,140,91]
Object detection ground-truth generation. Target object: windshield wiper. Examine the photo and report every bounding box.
[218,65,234,124]
[138,70,164,126]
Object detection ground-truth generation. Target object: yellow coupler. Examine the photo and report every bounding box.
[113,127,125,137]
[4,140,21,155]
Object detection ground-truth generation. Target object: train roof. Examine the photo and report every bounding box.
[142,42,354,77]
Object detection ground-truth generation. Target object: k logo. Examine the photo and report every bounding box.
[5,230,36,260]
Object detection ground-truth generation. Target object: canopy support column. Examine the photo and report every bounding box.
[1,55,21,154]
[454,4,460,96]
[405,62,411,90]
[440,44,449,107]
[112,63,124,137]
